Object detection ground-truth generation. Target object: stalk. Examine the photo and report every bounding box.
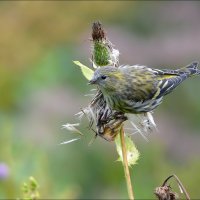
[91,21,134,199]
[120,126,134,200]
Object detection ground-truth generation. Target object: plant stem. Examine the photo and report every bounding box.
[120,126,134,200]
[162,174,190,200]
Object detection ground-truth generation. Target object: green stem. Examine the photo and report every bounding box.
[120,126,134,200]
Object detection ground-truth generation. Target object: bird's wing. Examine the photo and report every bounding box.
[152,68,189,99]
[118,63,199,113]
[120,65,158,101]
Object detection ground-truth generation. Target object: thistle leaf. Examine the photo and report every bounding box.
[73,61,94,80]
[115,133,140,167]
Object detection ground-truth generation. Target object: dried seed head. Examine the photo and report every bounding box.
[92,21,106,41]
[87,90,127,141]
[97,118,126,142]
[154,186,178,200]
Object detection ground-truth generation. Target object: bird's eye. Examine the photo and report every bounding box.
[101,75,107,80]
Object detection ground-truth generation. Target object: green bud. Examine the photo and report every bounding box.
[21,176,40,200]
[29,176,38,190]
[22,183,28,193]
[93,41,110,66]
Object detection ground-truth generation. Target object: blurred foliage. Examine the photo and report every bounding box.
[0,1,200,199]
[21,176,40,200]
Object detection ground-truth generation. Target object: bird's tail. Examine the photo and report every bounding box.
[182,61,200,76]
[155,61,199,99]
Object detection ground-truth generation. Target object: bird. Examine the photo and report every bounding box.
[88,62,200,114]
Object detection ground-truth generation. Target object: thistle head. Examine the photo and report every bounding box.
[89,66,122,91]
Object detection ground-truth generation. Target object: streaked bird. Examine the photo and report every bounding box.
[89,62,200,114]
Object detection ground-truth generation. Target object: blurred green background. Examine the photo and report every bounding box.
[0,1,200,199]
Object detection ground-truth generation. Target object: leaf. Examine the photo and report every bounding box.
[73,61,94,80]
[115,133,140,167]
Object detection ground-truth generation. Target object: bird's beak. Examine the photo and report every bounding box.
[88,78,97,85]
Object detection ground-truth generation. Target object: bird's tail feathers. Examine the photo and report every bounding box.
[184,61,200,76]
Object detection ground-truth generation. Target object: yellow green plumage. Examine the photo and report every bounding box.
[89,62,200,114]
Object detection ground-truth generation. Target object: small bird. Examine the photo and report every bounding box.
[89,62,200,114]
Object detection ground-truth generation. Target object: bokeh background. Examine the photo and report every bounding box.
[0,1,200,199]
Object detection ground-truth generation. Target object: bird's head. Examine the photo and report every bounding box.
[89,66,121,91]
